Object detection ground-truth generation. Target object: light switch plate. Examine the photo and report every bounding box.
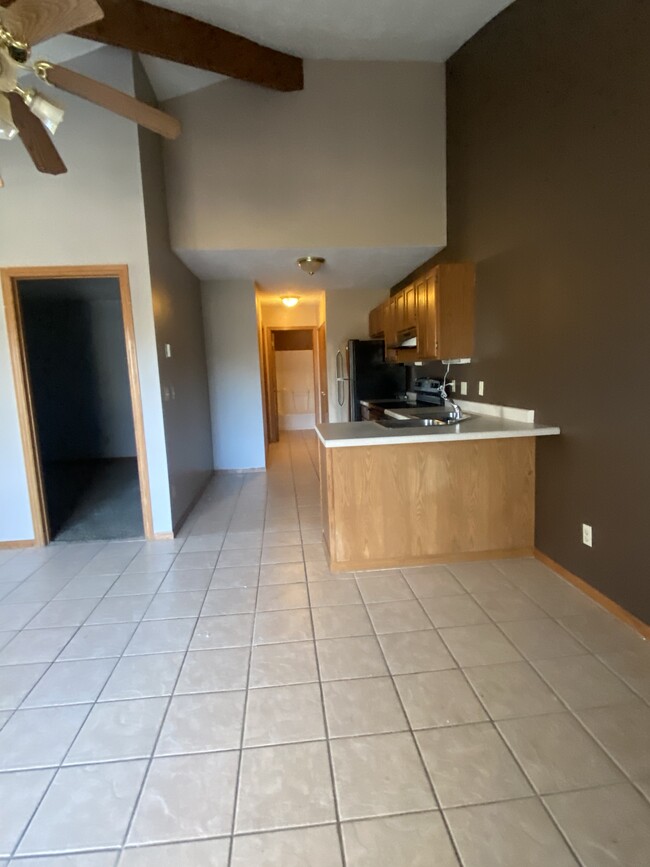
[164,344,172,358]
[582,523,593,547]
[460,382,468,396]
[478,381,484,396]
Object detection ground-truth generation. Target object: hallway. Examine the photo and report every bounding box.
[0,433,648,865]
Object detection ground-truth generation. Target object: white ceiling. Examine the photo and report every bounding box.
[177,246,442,290]
[150,0,515,62]
[36,0,514,100]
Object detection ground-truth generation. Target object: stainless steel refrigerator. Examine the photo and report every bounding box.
[336,339,407,421]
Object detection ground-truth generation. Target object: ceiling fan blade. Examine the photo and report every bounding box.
[1,0,104,47]
[44,63,181,140]
[6,90,66,173]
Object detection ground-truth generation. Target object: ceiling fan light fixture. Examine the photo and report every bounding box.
[297,256,325,276]
[22,88,64,134]
[0,96,17,140]
[281,295,300,308]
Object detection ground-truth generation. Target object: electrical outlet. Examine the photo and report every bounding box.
[460,381,468,396]
[582,523,593,547]
[450,379,456,391]
[478,381,484,396]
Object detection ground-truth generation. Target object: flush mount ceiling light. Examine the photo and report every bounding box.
[281,295,300,308]
[296,256,325,276]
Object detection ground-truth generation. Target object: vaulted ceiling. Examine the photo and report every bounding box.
[39,0,515,100]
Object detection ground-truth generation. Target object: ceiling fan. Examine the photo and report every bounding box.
[0,0,182,175]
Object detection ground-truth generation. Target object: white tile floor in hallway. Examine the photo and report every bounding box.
[0,430,648,866]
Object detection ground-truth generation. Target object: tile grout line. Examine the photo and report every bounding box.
[353,572,467,867]
[287,433,348,867]
[115,474,248,863]
[226,472,267,867]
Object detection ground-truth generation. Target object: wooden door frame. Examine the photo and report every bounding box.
[262,325,321,442]
[1,264,155,544]
[317,322,328,424]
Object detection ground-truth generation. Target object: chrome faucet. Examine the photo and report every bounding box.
[438,382,462,420]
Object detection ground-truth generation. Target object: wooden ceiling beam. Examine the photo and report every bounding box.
[1,0,304,92]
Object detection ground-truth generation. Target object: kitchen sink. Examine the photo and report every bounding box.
[376,413,471,429]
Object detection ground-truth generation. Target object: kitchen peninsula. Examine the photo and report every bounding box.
[317,412,560,572]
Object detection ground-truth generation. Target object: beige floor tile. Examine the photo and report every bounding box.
[472,588,547,621]
[499,619,587,660]
[342,812,459,867]
[143,591,206,620]
[544,783,650,867]
[401,565,465,599]
[577,700,650,780]
[107,573,166,597]
[309,580,363,607]
[256,583,309,611]
[236,741,335,832]
[439,624,522,667]
[445,798,577,867]
[366,600,433,634]
[448,561,514,594]
[259,562,306,585]
[250,640,319,687]
[0,704,90,771]
[254,608,313,644]
[121,838,229,866]
[331,732,435,820]
[0,663,47,710]
[463,661,562,719]
[65,697,167,764]
[99,653,184,701]
[124,618,196,655]
[498,712,624,793]
[200,588,256,616]
[417,722,532,808]
[231,825,342,867]
[58,622,137,660]
[244,682,325,746]
[0,768,55,857]
[158,568,213,593]
[175,646,250,693]
[356,573,414,604]
[317,636,388,680]
[421,594,489,627]
[558,610,647,655]
[323,677,407,737]
[129,751,239,844]
[0,626,77,665]
[216,549,260,569]
[22,657,118,707]
[534,654,637,709]
[86,595,153,625]
[395,669,487,728]
[157,691,245,754]
[262,531,302,547]
[312,604,373,639]
[598,647,650,701]
[190,614,254,650]
[19,760,147,855]
[209,566,260,590]
[261,545,304,565]
[378,629,456,674]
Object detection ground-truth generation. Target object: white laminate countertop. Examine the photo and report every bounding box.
[316,414,560,448]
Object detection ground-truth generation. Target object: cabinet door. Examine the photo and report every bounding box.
[425,274,440,358]
[415,279,429,357]
[395,291,406,335]
[369,305,382,338]
[404,284,416,329]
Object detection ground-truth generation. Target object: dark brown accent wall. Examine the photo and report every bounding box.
[438,0,650,620]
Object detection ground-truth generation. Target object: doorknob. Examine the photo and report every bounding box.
[321,391,326,396]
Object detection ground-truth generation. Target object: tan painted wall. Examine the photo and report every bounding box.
[164,60,446,253]
[325,287,387,422]
[0,47,173,539]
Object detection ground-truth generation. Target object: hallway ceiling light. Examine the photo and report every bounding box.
[296,256,325,276]
[281,295,300,308]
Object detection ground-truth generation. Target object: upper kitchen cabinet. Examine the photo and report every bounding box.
[372,263,475,362]
[369,303,385,338]
[416,264,475,360]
